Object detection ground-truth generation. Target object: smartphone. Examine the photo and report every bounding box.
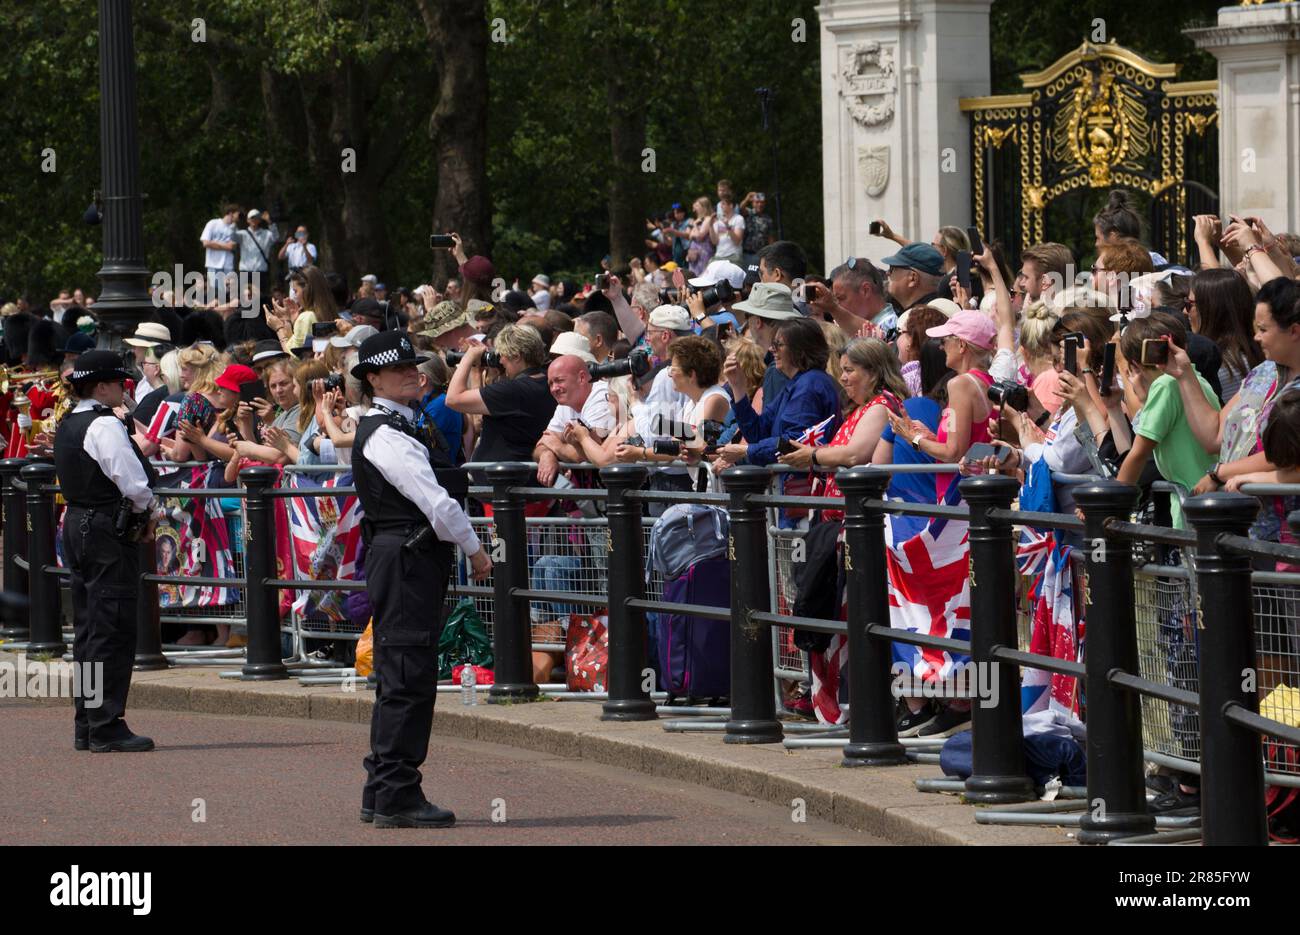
[964,442,1012,464]
[311,320,338,338]
[1099,342,1117,397]
[802,282,818,304]
[1063,331,1083,376]
[1140,337,1170,367]
[240,380,269,403]
[966,226,984,257]
[430,234,455,249]
[778,438,798,455]
[956,251,973,293]
[869,221,883,236]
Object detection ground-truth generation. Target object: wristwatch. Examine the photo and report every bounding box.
[911,432,924,447]
[1208,462,1224,485]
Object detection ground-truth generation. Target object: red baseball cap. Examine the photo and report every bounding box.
[215,364,259,393]
[460,255,496,289]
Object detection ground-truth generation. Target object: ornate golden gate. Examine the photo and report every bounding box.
[960,40,1218,265]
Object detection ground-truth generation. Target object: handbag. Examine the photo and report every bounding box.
[565,613,610,691]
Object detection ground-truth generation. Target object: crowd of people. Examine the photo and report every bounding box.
[4,186,1300,778]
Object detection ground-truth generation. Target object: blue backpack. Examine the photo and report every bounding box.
[647,504,729,583]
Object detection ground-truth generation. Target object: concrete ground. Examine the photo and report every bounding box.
[0,650,1073,845]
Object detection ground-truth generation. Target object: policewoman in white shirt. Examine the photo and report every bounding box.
[350,331,491,829]
[54,351,160,753]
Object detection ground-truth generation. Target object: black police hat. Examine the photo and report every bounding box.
[350,330,427,380]
[68,350,132,387]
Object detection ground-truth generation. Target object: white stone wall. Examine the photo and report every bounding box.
[818,0,992,269]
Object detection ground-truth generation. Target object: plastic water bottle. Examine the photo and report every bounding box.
[460,664,477,706]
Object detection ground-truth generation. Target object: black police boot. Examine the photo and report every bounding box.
[373,802,456,829]
[90,733,156,753]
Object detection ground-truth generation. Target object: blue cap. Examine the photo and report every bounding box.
[710,311,741,331]
[671,202,683,211]
[881,243,945,276]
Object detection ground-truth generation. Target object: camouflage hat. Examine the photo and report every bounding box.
[419,300,472,339]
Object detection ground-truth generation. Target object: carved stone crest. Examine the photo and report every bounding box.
[839,41,897,128]
[857,144,890,197]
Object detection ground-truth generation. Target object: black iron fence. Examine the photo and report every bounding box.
[2,456,1299,846]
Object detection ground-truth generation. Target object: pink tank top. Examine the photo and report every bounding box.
[935,369,994,502]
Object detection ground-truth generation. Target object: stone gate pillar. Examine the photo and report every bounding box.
[1188,3,1300,236]
[818,0,992,267]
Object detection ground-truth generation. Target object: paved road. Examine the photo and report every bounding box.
[0,700,878,845]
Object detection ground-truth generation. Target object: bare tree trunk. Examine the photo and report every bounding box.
[417,0,490,287]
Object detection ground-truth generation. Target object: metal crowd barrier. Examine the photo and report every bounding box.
[4,453,1300,846]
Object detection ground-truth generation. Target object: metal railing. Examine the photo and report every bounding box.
[3,453,1299,846]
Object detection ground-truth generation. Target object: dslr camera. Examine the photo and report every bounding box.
[987,380,1029,412]
[589,347,652,380]
[691,279,734,308]
[445,349,502,368]
[651,419,726,457]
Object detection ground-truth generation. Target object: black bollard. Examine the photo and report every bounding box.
[0,458,30,638]
[22,462,65,656]
[721,466,782,744]
[487,463,538,702]
[1185,492,1267,846]
[133,537,168,671]
[838,467,907,766]
[959,475,1034,804]
[600,464,656,721]
[239,466,287,680]
[1074,481,1155,843]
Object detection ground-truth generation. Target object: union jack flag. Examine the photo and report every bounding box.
[282,471,363,622]
[144,400,181,443]
[1016,527,1081,716]
[885,480,971,691]
[795,414,836,448]
[167,462,239,607]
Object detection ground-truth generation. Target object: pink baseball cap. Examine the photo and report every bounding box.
[925,309,997,351]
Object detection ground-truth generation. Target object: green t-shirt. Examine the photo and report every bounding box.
[1137,372,1219,528]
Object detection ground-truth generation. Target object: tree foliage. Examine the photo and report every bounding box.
[0,0,1230,302]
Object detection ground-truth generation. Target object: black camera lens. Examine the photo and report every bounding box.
[694,279,734,308]
[322,372,344,392]
[987,380,1029,412]
[588,347,651,381]
[652,439,681,456]
[445,349,500,368]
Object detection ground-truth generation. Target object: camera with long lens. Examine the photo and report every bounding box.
[445,349,501,368]
[987,380,1029,412]
[692,279,734,307]
[589,347,652,380]
[657,288,683,304]
[651,419,726,457]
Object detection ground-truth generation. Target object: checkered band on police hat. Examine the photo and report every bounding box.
[350,330,427,379]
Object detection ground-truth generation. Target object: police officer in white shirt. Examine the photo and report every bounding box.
[54,351,160,753]
[350,331,491,829]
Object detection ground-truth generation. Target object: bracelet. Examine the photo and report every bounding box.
[911,432,924,447]
[810,448,819,467]
[1081,368,1094,375]
[1244,244,1265,260]
[1208,462,1224,485]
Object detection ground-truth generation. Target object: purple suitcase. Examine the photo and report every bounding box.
[655,556,730,700]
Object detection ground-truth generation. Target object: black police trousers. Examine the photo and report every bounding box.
[62,506,139,744]
[362,531,453,815]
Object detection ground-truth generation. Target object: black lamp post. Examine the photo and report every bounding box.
[93,0,153,345]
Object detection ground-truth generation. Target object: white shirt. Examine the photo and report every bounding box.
[360,398,482,556]
[75,399,154,512]
[235,223,280,272]
[546,380,615,437]
[531,288,551,311]
[712,212,745,260]
[284,240,318,270]
[134,374,155,403]
[632,367,691,476]
[200,218,235,271]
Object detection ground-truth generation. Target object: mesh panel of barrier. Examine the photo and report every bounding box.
[770,528,810,680]
[1254,579,1300,776]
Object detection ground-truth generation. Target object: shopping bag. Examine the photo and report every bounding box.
[355,621,374,677]
[565,613,610,691]
[437,598,493,679]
